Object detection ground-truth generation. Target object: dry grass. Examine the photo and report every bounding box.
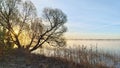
[0,48,84,68]
[33,45,120,68]
[0,45,119,68]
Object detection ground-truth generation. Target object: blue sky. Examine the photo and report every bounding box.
[31,0,120,39]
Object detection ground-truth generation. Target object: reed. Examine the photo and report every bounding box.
[35,45,120,68]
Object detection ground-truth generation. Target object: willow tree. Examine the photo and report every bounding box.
[0,0,67,52]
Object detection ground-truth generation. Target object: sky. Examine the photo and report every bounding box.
[30,0,120,39]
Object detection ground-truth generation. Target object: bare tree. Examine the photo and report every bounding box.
[0,0,67,52]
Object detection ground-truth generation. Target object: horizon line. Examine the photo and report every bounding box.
[67,39,120,40]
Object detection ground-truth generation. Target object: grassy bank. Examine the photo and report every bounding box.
[0,45,120,68]
[0,48,82,68]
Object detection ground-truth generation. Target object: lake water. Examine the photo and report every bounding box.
[34,39,120,56]
[66,40,120,53]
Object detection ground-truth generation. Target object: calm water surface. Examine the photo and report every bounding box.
[66,40,120,53]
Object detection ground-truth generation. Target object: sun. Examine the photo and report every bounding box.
[13,25,31,46]
[13,25,20,34]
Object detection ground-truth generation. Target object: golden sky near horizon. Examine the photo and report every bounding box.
[65,32,120,39]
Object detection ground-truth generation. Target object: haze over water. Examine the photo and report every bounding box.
[66,39,120,53]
